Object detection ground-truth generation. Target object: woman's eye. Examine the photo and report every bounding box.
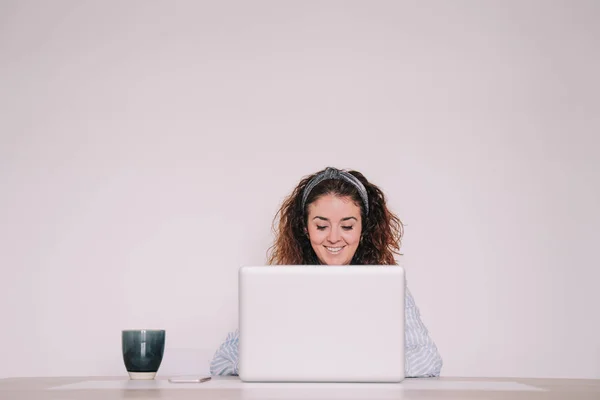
[316,225,327,231]
[341,226,354,231]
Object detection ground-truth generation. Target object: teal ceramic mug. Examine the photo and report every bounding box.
[122,329,166,380]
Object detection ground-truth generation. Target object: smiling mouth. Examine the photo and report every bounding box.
[325,246,345,254]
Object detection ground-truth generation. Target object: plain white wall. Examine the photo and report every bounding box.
[1,0,599,379]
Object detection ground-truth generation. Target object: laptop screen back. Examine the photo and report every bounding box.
[238,265,405,382]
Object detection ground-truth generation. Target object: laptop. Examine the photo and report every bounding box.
[238,265,405,382]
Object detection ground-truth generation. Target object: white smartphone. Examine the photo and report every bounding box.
[168,375,211,383]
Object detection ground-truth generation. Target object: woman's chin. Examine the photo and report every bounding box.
[320,254,349,266]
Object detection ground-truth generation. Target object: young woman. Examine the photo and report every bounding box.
[210,167,443,377]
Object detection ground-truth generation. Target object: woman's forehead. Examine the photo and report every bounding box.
[308,194,361,216]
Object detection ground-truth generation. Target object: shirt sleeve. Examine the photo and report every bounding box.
[209,330,240,376]
[404,287,443,377]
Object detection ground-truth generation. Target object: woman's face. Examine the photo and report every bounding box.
[306,194,362,265]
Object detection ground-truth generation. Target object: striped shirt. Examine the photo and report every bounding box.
[210,287,443,378]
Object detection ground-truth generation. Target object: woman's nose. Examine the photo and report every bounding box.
[327,227,341,243]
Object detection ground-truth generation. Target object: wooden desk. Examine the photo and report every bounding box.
[1,376,599,399]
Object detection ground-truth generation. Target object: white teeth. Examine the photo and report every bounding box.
[326,247,343,253]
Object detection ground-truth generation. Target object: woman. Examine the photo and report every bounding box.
[210,167,443,377]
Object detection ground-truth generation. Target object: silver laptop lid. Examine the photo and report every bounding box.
[239,265,405,382]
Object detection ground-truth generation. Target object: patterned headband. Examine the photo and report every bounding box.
[301,167,369,215]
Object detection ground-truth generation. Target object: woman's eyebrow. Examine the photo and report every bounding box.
[312,216,357,222]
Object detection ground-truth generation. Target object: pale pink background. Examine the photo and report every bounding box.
[1,0,598,379]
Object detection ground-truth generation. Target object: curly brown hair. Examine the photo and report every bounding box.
[267,167,403,265]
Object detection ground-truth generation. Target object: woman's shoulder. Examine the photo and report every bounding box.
[404,286,417,308]
[225,329,239,341]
